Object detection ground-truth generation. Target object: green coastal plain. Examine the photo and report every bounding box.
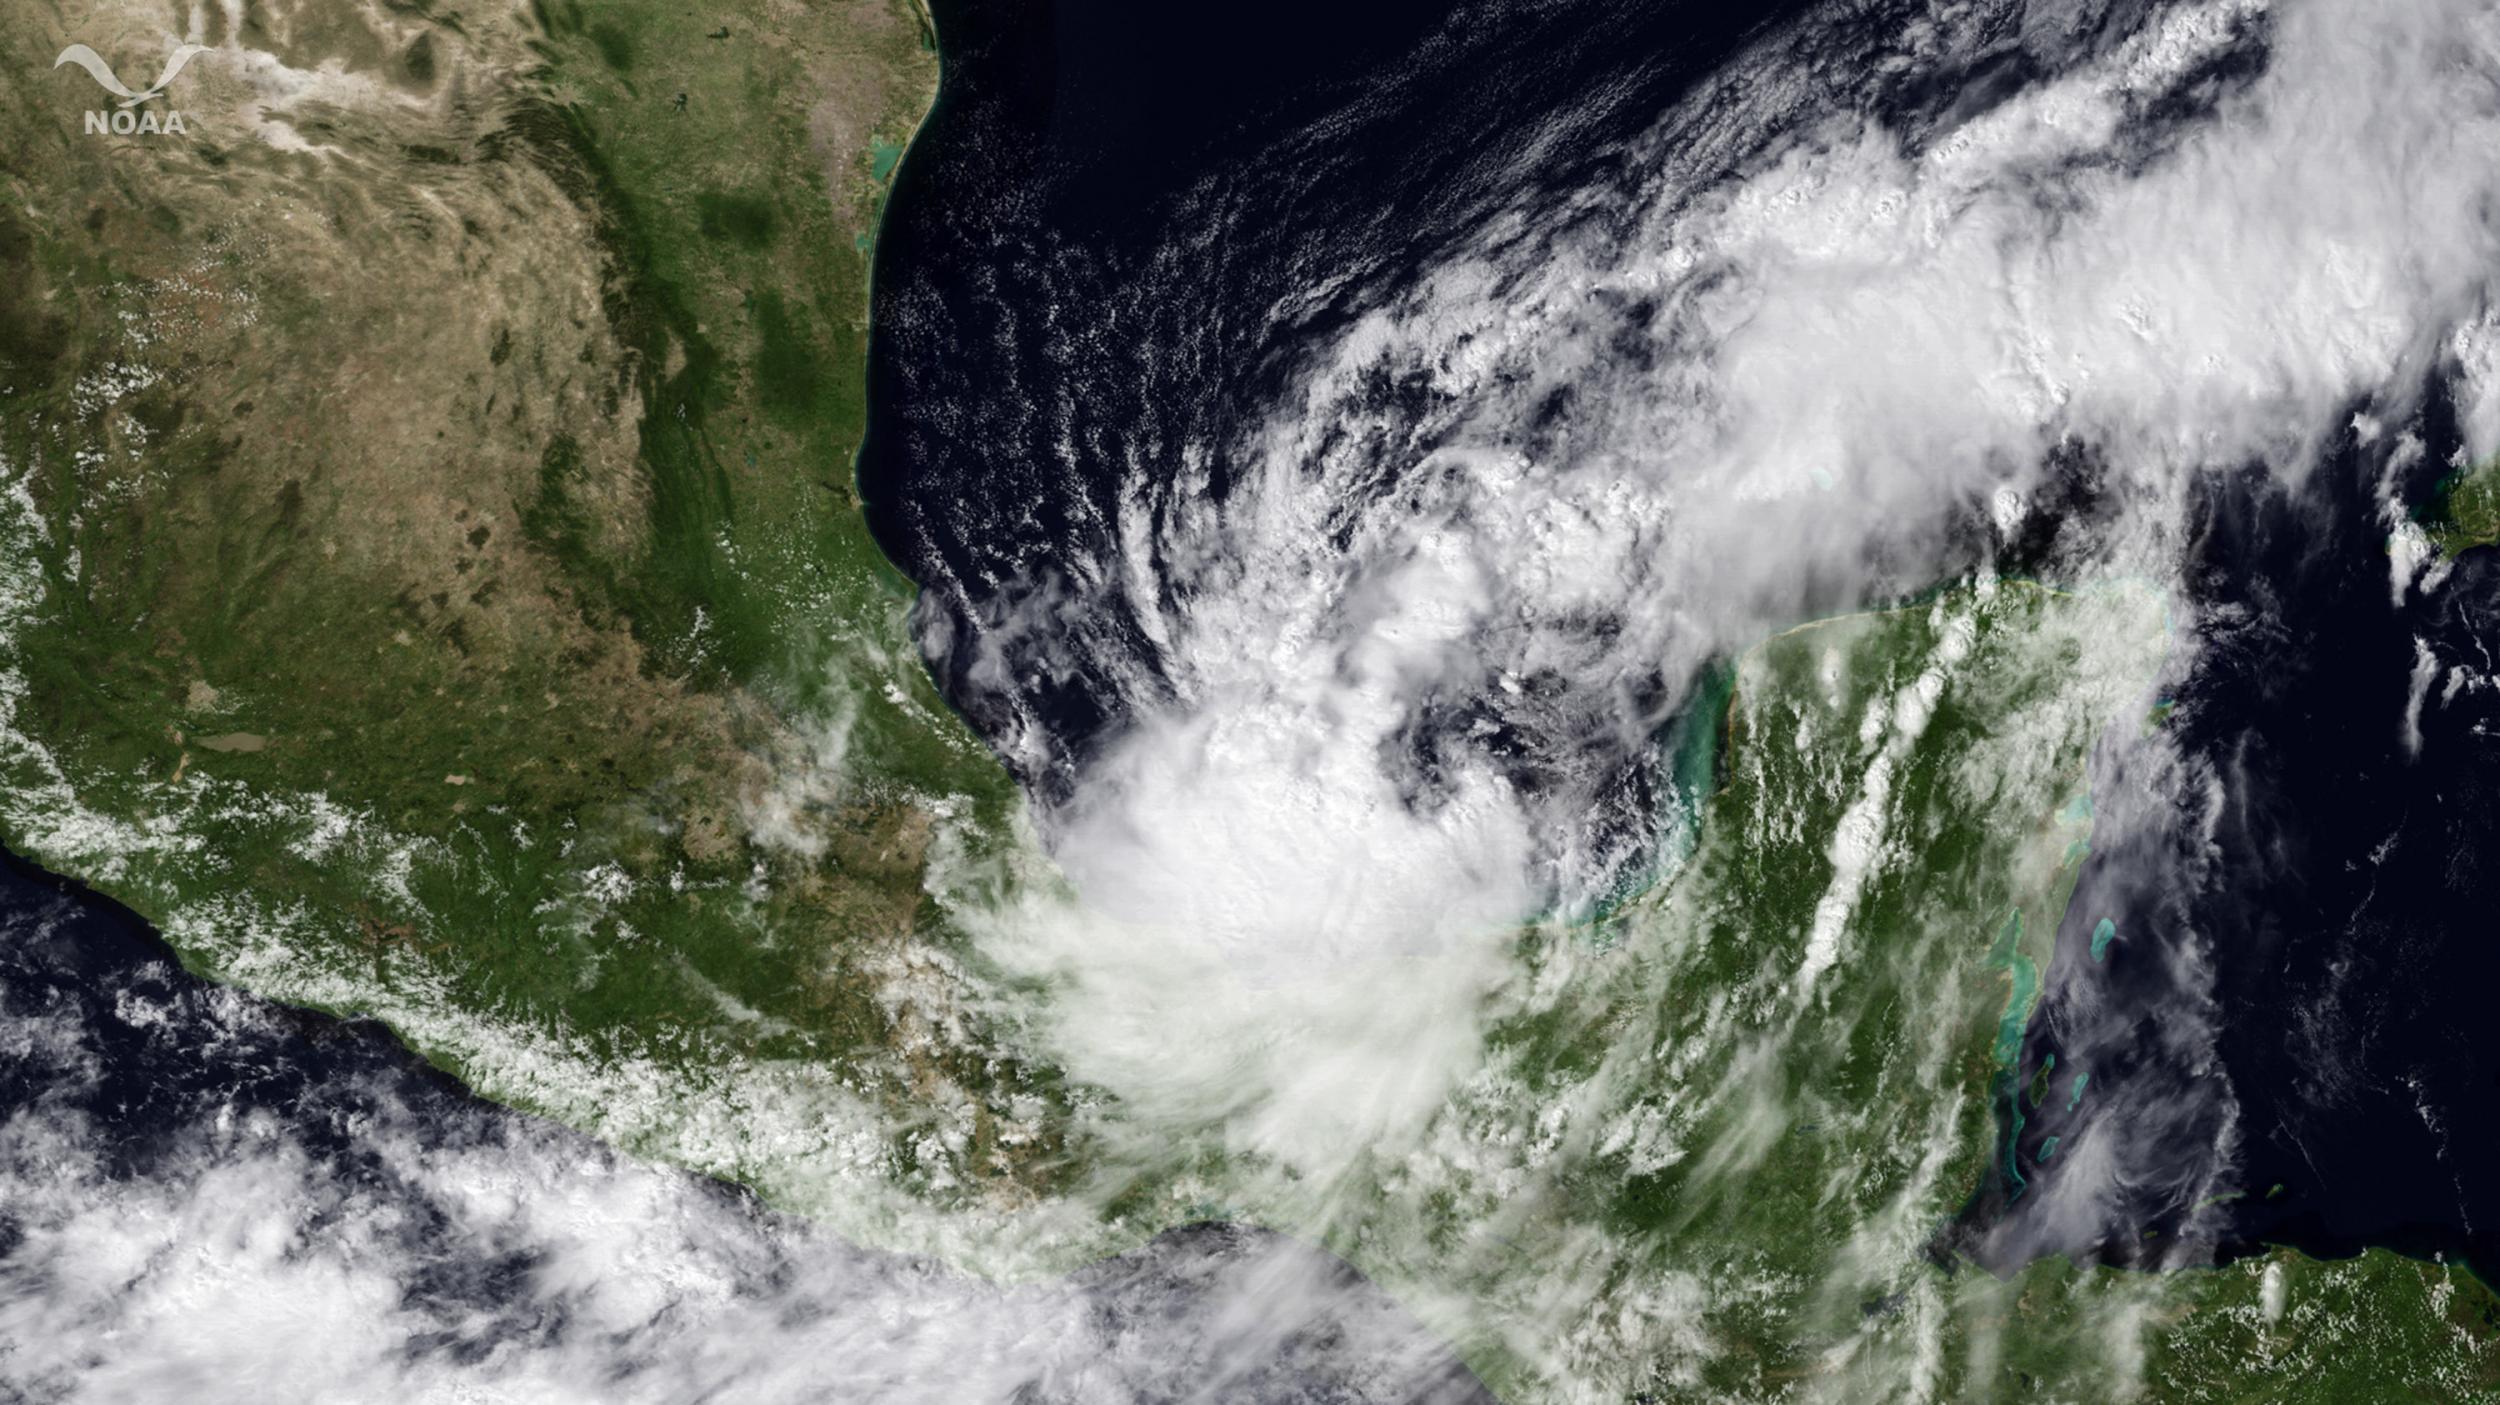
[3,1,2498,1398]
[0,0,1068,1198]
[2430,457,2500,557]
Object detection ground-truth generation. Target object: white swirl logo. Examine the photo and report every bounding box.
[55,41,205,135]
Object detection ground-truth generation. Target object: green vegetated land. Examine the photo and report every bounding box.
[995,575,2500,1400]
[0,2,2495,1398]
[2429,457,2500,557]
[1542,582,2500,1399]
[0,0,1069,1208]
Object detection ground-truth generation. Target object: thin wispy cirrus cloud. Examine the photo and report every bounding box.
[14,0,2500,1396]
[954,0,2500,1220]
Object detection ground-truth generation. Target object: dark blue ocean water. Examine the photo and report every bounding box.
[861,0,2500,1286]
[13,4,2494,1384]
[1975,407,2500,1277]
[858,0,1825,798]
[0,849,1496,1398]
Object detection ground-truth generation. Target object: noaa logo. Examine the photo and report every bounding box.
[55,41,205,135]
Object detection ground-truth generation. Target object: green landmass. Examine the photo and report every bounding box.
[0,0,1065,1211]
[2427,457,2500,556]
[1,3,2495,1399]
[1368,580,2500,1399]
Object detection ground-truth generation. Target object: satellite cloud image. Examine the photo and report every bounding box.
[7,0,2500,1400]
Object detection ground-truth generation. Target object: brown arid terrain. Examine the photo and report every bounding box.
[0,0,1069,1222]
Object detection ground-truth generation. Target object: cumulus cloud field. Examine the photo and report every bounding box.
[13,0,2500,1397]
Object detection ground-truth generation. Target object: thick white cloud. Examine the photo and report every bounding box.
[19,0,2500,1393]
[0,954,1481,1404]
[966,0,2500,1205]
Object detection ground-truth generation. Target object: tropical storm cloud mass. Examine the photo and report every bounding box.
[6,0,2500,1399]
[880,0,2500,1270]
